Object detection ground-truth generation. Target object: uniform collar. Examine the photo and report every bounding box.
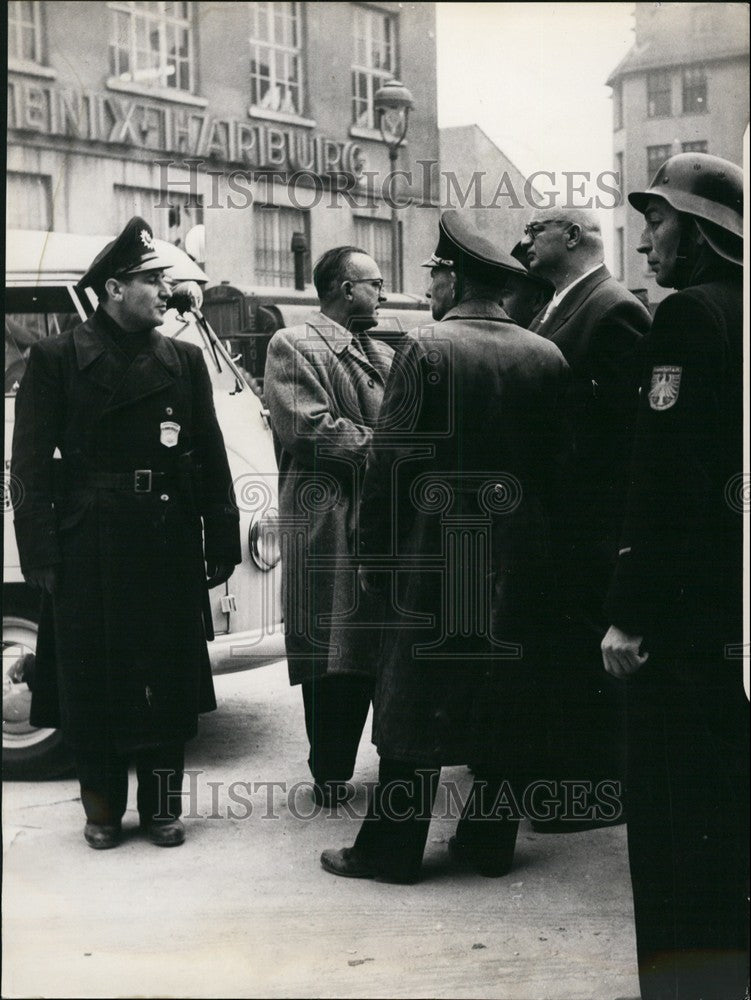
[441,299,512,323]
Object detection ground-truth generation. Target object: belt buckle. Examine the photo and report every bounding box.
[134,469,152,493]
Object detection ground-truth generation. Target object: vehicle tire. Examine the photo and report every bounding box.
[3,609,73,780]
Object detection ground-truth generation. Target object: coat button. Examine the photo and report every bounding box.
[367,378,374,388]
[166,406,173,415]
[160,494,169,501]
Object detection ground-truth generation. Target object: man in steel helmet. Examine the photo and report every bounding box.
[601,153,747,999]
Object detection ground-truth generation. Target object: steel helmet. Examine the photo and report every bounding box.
[629,152,743,265]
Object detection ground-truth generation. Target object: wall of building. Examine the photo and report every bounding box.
[439,125,537,254]
[609,3,748,302]
[7,1,439,296]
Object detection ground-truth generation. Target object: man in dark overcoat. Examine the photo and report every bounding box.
[264,247,394,807]
[321,211,571,883]
[520,206,651,829]
[601,154,748,1000]
[11,217,240,849]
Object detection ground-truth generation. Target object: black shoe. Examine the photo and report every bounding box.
[320,847,419,884]
[312,781,355,808]
[84,822,121,850]
[140,818,186,847]
[448,836,513,877]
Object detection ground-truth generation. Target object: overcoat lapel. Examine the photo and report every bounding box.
[74,318,181,412]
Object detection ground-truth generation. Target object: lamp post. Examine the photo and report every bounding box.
[373,79,414,293]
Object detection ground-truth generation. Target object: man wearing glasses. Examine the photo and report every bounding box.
[264,246,394,807]
[519,207,651,831]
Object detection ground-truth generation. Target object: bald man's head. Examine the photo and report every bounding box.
[522,207,604,288]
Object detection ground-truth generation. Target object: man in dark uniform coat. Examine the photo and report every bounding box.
[602,154,748,999]
[320,211,571,883]
[11,217,241,849]
[519,207,651,829]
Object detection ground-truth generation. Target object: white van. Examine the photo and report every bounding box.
[4,231,285,779]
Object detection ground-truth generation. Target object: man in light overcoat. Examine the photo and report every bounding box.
[264,246,394,806]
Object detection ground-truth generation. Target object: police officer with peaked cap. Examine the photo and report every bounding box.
[11,217,241,850]
[320,210,572,883]
[601,154,747,999]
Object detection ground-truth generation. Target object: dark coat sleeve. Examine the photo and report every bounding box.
[604,289,728,639]
[186,342,241,567]
[11,340,65,573]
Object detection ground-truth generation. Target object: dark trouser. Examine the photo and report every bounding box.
[540,620,626,820]
[73,743,185,826]
[625,660,749,1000]
[301,674,373,784]
[353,758,521,882]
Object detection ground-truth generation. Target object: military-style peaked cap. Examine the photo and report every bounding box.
[422,210,527,277]
[76,216,175,292]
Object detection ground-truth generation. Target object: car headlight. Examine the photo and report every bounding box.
[249,509,281,571]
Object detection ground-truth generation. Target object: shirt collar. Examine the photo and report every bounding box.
[550,262,605,308]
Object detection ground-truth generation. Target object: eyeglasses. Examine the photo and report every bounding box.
[345,277,385,293]
[523,220,572,240]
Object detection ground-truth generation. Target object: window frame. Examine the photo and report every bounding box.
[646,144,673,183]
[252,203,312,288]
[681,140,708,154]
[646,69,672,119]
[108,1,196,96]
[6,171,53,231]
[681,66,708,115]
[351,5,397,130]
[248,2,306,121]
[113,183,204,246]
[8,1,43,64]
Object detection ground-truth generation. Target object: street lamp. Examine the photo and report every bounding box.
[373,78,414,292]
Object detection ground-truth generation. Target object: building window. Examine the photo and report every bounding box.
[6,172,52,230]
[615,152,625,205]
[8,1,43,63]
[647,144,672,181]
[682,140,708,154]
[108,2,195,93]
[248,2,303,116]
[351,6,396,129]
[682,67,708,114]
[353,216,399,291]
[253,205,311,286]
[114,185,203,247]
[646,70,671,118]
[613,82,623,131]
[614,227,625,282]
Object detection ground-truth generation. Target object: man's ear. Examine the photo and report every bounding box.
[104,276,124,301]
[565,223,582,248]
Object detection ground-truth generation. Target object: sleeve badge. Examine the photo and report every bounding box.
[648,365,682,411]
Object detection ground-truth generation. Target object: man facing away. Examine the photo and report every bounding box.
[320,210,571,883]
[519,206,651,830]
[264,246,394,808]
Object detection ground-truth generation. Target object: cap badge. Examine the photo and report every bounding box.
[140,229,155,250]
[648,366,682,411]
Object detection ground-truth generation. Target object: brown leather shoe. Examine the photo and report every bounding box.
[84,822,121,850]
[141,819,185,847]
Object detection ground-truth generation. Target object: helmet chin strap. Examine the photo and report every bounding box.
[672,218,702,290]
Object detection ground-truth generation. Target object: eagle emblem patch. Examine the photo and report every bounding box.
[160,421,180,447]
[648,365,682,411]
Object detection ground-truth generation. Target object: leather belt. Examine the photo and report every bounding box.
[86,470,177,494]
